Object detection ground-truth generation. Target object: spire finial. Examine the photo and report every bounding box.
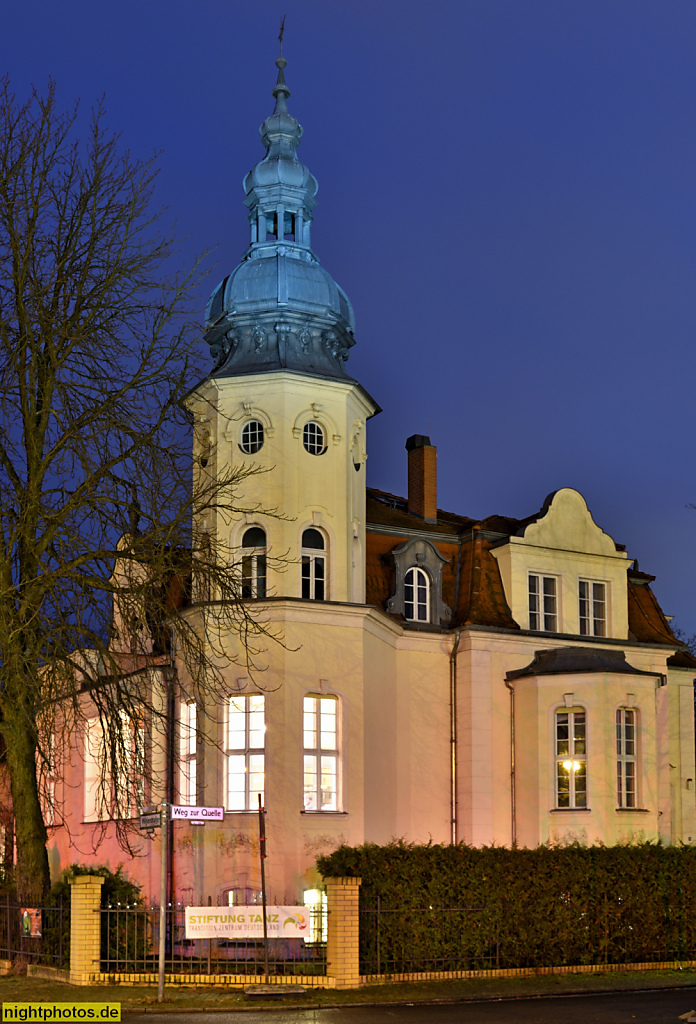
[272,17,290,114]
[278,15,285,60]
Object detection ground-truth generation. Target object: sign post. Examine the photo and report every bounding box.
[258,793,269,984]
[157,801,168,1004]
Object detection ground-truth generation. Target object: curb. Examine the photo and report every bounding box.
[121,980,696,1013]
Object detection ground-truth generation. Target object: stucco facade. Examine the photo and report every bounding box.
[45,56,696,906]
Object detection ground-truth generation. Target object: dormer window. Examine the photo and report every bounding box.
[404,567,430,623]
[386,538,451,627]
[529,574,557,632]
[241,527,267,599]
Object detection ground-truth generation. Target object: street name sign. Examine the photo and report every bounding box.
[139,811,161,831]
[171,805,224,821]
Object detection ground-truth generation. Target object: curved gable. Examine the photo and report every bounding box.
[518,488,618,557]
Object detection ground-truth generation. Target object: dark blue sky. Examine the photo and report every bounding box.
[6,1,696,633]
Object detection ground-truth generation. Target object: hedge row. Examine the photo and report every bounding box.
[317,842,696,970]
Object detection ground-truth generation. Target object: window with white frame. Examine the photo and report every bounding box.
[179,702,197,806]
[241,527,267,599]
[84,717,108,822]
[135,720,146,814]
[240,420,265,455]
[226,694,265,811]
[555,709,587,808]
[303,695,339,811]
[616,707,637,808]
[301,528,326,600]
[303,421,327,455]
[529,574,558,632]
[404,566,430,622]
[114,709,134,818]
[579,580,606,637]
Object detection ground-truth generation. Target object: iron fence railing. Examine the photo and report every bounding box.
[0,895,68,968]
[99,901,326,976]
[360,902,499,975]
[359,896,696,975]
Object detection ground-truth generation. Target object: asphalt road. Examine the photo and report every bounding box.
[130,987,696,1023]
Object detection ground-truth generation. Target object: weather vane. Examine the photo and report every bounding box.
[279,15,286,59]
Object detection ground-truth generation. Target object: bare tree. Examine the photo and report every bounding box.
[0,78,270,895]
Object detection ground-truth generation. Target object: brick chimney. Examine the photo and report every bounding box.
[406,434,437,523]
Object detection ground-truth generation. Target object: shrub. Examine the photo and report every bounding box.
[45,864,148,969]
[317,841,696,970]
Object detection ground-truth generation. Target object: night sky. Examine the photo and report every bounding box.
[5,2,696,634]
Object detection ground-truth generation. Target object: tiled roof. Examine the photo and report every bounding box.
[627,570,679,646]
[365,488,679,645]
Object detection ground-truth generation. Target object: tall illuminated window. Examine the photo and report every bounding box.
[84,717,108,822]
[179,702,197,806]
[555,709,587,808]
[616,708,637,808]
[303,695,339,811]
[226,695,265,811]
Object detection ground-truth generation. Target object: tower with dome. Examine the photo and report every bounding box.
[48,53,696,909]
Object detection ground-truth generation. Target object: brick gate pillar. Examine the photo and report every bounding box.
[325,876,361,989]
[69,874,104,984]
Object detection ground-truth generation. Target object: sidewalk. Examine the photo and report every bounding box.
[2,967,696,1011]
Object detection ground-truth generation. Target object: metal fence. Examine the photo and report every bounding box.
[0,895,68,968]
[360,896,696,975]
[360,902,499,975]
[100,901,326,976]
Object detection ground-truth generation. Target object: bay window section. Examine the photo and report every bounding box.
[616,708,637,808]
[303,695,339,811]
[555,709,587,808]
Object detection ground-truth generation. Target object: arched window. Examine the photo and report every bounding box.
[302,528,326,600]
[303,421,326,455]
[240,420,264,454]
[242,527,266,599]
[404,567,430,622]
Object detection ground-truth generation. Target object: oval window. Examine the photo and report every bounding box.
[303,421,326,455]
[240,420,264,454]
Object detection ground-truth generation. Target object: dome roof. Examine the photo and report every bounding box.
[203,56,356,381]
[206,250,354,330]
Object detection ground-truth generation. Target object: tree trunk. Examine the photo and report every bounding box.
[4,714,50,899]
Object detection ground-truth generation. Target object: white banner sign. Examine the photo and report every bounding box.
[185,906,308,939]
[171,805,224,821]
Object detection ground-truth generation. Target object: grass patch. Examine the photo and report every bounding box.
[1,968,696,1011]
